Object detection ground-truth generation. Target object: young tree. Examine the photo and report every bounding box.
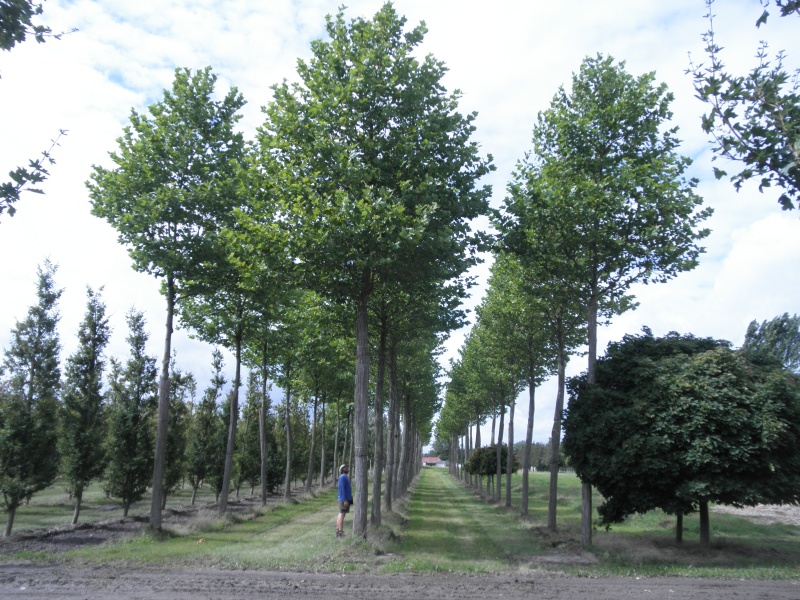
[88,67,246,529]
[0,260,61,536]
[501,54,712,546]
[161,356,193,509]
[103,310,157,518]
[185,349,225,505]
[59,287,111,524]
[261,3,491,536]
[689,0,799,211]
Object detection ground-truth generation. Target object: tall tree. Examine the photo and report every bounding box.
[103,310,157,518]
[501,54,712,546]
[88,67,247,529]
[689,0,799,211]
[59,286,110,525]
[742,313,800,373]
[261,4,491,535]
[0,260,61,536]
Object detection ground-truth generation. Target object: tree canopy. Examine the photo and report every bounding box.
[563,329,800,544]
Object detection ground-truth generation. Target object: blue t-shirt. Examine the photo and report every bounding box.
[338,473,353,502]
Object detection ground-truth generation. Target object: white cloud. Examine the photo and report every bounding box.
[0,0,797,443]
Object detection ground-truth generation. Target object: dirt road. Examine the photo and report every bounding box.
[1,562,799,599]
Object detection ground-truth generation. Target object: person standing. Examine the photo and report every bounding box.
[336,464,352,538]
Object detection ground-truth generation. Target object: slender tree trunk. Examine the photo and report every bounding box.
[521,377,536,516]
[71,486,83,525]
[475,418,482,492]
[333,401,340,475]
[676,511,683,544]
[123,501,130,518]
[506,394,515,508]
[548,336,567,531]
[306,393,318,493]
[319,398,326,489]
[396,381,411,499]
[260,356,269,506]
[150,276,175,530]
[353,277,371,537]
[495,400,505,503]
[220,328,242,515]
[191,487,198,506]
[283,369,293,500]
[581,298,599,548]
[700,502,710,546]
[385,344,398,513]
[371,320,386,526]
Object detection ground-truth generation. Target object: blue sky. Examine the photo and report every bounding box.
[1,0,798,445]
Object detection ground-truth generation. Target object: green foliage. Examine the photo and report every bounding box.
[261,3,492,301]
[464,445,513,477]
[103,311,157,514]
[563,329,800,526]
[690,0,800,210]
[742,313,800,373]
[59,287,110,509]
[0,260,61,531]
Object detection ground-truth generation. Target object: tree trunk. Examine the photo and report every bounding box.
[495,400,505,503]
[352,277,371,537]
[506,394,515,508]
[521,378,536,516]
[191,487,197,506]
[580,297,599,548]
[260,356,269,506]
[283,370,293,500]
[676,511,683,544]
[150,276,175,531]
[4,505,16,537]
[333,401,340,477]
[396,380,411,499]
[319,398,326,489]
[306,393,318,493]
[71,486,83,525]
[548,334,567,531]
[700,502,710,546]
[384,343,398,513]
[475,418,482,492]
[123,501,130,518]
[219,328,242,515]
[371,319,386,526]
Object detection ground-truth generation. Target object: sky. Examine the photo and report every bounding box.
[1,0,798,448]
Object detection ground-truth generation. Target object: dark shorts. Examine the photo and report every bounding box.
[339,501,351,514]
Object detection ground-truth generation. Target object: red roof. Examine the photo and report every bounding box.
[422,456,443,464]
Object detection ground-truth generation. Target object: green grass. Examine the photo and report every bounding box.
[4,470,800,580]
[5,479,222,532]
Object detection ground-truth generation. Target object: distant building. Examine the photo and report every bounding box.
[422,456,447,468]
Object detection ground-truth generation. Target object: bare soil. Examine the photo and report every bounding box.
[0,499,798,599]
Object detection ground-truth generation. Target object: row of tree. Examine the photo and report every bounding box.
[51,4,478,538]
[437,2,800,548]
[0,262,349,536]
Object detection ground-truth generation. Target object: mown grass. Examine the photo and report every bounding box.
[4,470,800,579]
[5,479,222,532]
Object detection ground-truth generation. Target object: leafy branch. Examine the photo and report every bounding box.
[0,129,67,220]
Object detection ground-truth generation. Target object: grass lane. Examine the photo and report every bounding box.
[390,469,545,573]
